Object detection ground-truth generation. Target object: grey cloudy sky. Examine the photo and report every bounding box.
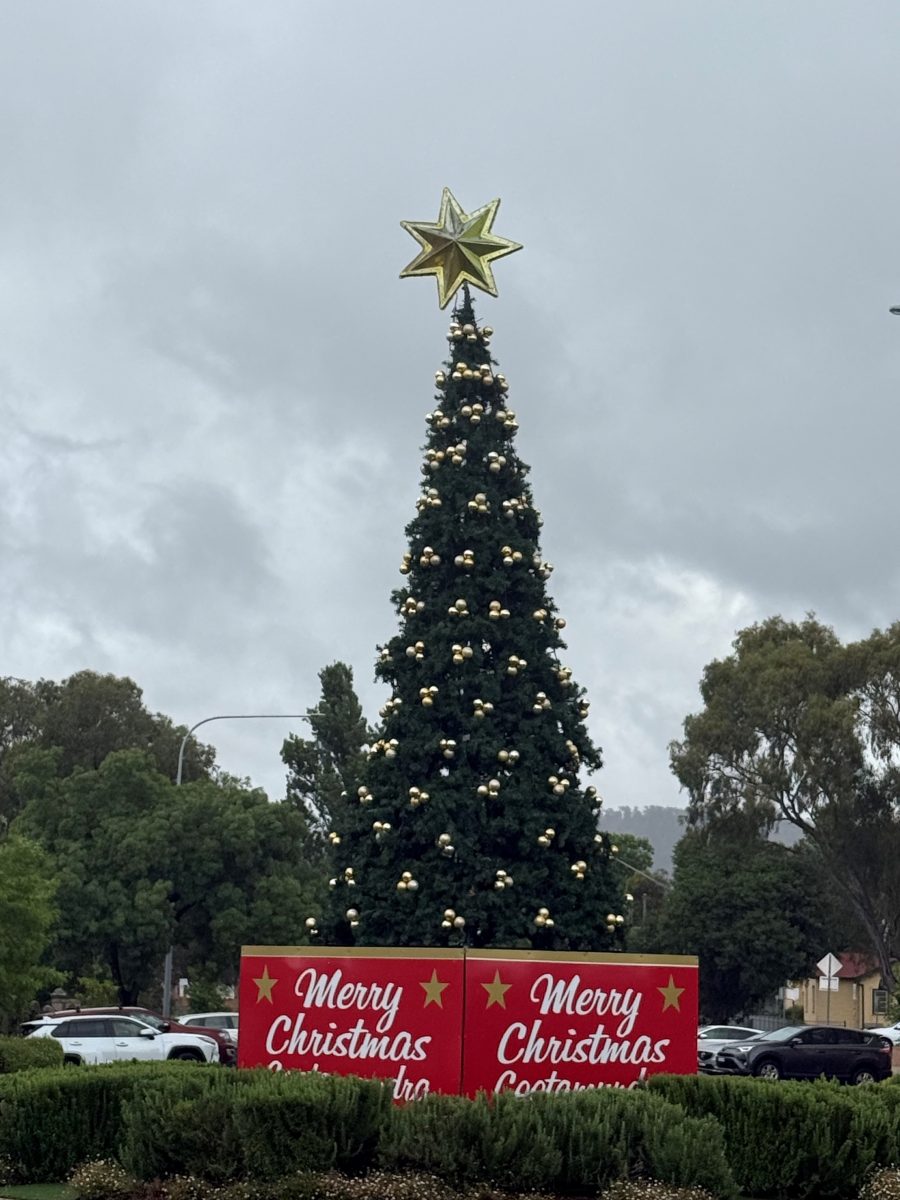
[3,1,900,815]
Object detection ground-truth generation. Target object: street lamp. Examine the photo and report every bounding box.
[162,711,319,1018]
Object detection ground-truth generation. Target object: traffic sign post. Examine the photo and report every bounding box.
[817,953,841,1025]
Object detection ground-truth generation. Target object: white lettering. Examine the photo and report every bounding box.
[493,1066,649,1094]
[294,968,404,1033]
[264,1012,431,1064]
[529,973,642,1037]
[392,1063,431,1101]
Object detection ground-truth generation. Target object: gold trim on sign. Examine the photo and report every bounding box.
[241,946,466,959]
[466,949,699,966]
[241,946,696,966]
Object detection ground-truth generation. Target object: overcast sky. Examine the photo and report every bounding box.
[3,2,900,817]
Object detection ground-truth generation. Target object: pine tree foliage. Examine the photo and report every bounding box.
[321,290,625,949]
[282,662,373,832]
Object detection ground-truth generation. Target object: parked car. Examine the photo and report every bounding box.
[47,1006,235,1064]
[699,1025,765,1042]
[180,1012,238,1045]
[698,1025,764,1073]
[24,1014,218,1065]
[712,1024,892,1084]
[867,1020,900,1045]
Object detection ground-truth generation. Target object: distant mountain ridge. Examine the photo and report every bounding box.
[600,806,803,876]
[600,805,685,875]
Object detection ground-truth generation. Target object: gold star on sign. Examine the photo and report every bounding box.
[420,969,450,1008]
[400,188,522,309]
[658,975,684,1012]
[482,970,512,1009]
[254,965,278,1003]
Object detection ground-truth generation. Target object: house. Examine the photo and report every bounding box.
[799,953,890,1028]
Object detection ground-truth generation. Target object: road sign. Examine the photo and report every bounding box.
[817,952,841,979]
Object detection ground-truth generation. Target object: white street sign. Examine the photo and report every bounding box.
[817,952,841,979]
[818,976,839,991]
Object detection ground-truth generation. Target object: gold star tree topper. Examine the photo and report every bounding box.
[400,188,522,309]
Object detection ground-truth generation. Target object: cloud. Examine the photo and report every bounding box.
[2,0,900,804]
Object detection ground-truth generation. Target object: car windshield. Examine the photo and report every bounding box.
[134,1013,166,1031]
[752,1027,803,1043]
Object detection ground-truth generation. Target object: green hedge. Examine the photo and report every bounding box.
[0,1065,735,1195]
[17,1065,900,1198]
[0,1034,64,1073]
[118,1068,390,1182]
[646,1073,900,1199]
[378,1088,735,1197]
[0,1064,390,1186]
[0,1061,158,1182]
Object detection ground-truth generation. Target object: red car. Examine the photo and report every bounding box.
[48,1006,235,1064]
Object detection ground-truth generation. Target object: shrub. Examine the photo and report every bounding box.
[605,1183,719,1200]
[118,1071,245,1184]
[0,1062,155,1182]
[646,1074,900,1198]
[379,1087,735,1196]
[117,1068,391,1182]
[861,1167,900,1200]
[70,1158,137,1199]
[233,1071,389,1179]
[0,1033,63,1072]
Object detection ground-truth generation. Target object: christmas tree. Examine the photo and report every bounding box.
[316,190,627,950]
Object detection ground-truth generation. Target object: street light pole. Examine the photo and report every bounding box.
[162,711,319,1018]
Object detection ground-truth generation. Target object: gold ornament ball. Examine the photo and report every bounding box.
[452,915,466,928]
[305,917,317,929]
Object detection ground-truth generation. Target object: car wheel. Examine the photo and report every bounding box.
[754,1059,782,1081]
[168,1050,204,1062]
[852,1067,877,1086]
[62,1055,82,1066]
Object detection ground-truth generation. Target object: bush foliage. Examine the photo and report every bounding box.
[646,1073,900,1198]
[861,1168,900,1200]
[2,1065,736,1194]
[13,1065,900,1199]
[380,1088,734,1196]
[0,1033,63,1072]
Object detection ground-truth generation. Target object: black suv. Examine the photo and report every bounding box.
[713,1024,892,1084]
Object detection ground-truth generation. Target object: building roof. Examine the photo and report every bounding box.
[836,952,879,980]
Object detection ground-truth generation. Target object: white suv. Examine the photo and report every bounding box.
[25,1014,218,1065]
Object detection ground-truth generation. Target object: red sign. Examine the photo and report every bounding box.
[462,950,698,1095]
[239,946,697,1097]
[238,947,465,1100]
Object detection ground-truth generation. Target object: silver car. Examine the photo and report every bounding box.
[698,1024,764,1073]
[179,1011,239,1046]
